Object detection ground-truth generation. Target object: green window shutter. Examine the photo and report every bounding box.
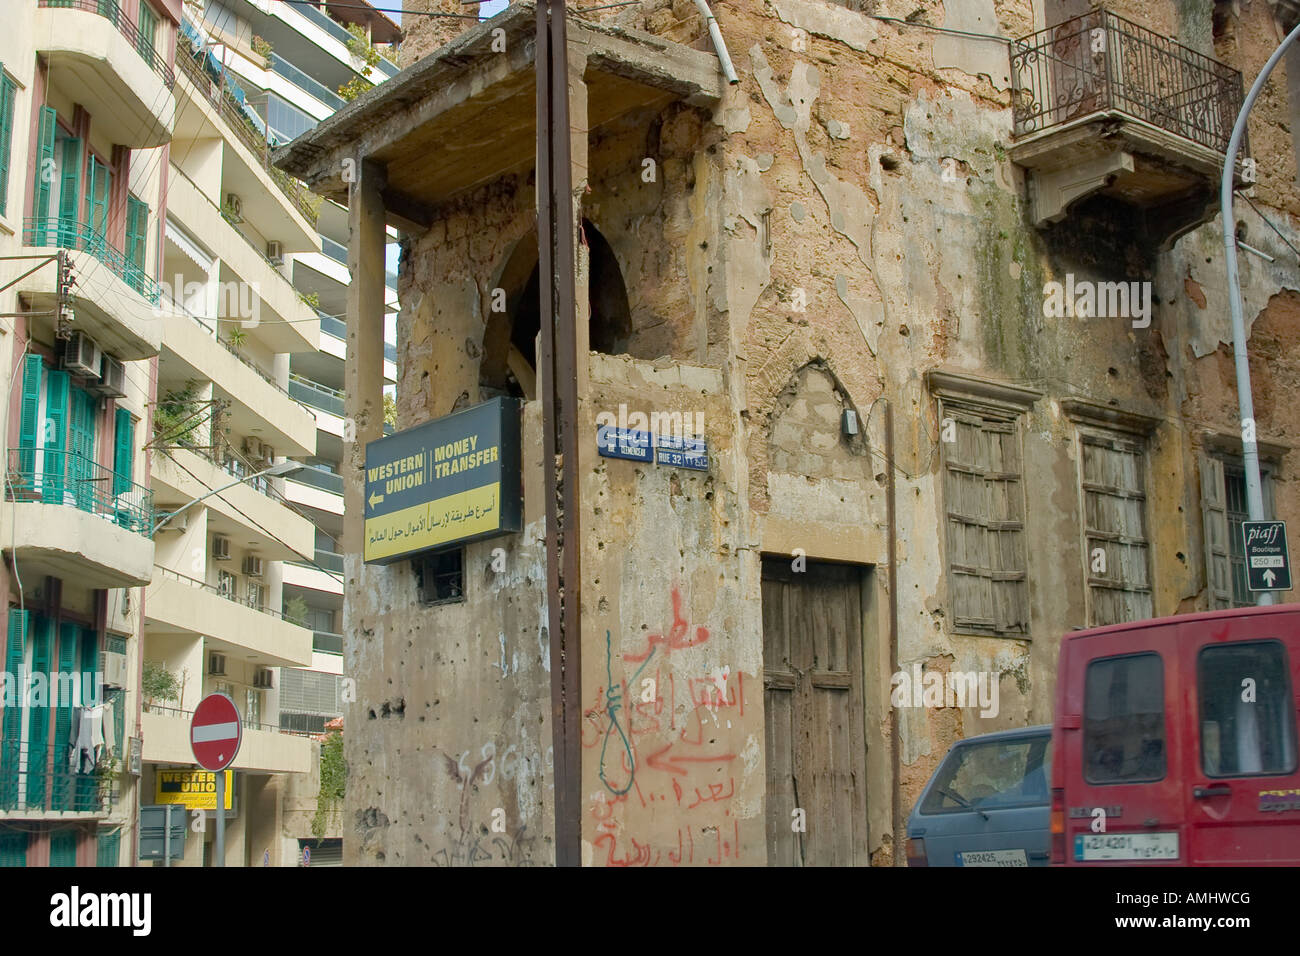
[68,387,96,513]
[17,354,42,478]
[25,617,52,809]
[137,4,157,62]
[0,830,26,866]
[125,195,148,292]
[113,407,133,495]
[56,137,82,249]
[48,829,77,867]
[75,629,98,811]
[84,156,110,247]
[43,369,69,504]
[52,622,76,811]
[1,609,27,810]
[0,75,15,218]
[96,828,121,867]
[33,107,56,243]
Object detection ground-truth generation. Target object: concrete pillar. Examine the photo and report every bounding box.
[341,159,387,560]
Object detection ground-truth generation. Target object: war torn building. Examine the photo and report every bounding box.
[274,0,1300,866]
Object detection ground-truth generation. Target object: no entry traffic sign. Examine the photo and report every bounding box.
[191,693,242,772]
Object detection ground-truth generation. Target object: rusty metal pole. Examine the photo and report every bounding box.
[537,0,582,867]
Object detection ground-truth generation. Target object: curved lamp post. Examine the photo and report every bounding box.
[150,459,303,536]
[1220,19,1300,606]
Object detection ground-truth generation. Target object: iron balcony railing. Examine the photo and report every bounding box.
[0,742,119,814]
[175,28,319,225]
[39,0,176,88]
[289,373,345,417]
[152,564,303,623]
[288,463,344,495]
[1010,9,1245,154]
[23,217,160,303]
[6,447,154,535]
[318,311,397,362]
[269,52,346,110]
[313,630,343,654]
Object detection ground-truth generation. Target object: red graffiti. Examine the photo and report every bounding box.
[645,741,737,776]
[623,587,710,662]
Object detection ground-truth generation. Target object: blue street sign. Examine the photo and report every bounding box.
[596,426,653,463]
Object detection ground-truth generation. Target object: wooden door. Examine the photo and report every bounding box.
[763,558,869,866]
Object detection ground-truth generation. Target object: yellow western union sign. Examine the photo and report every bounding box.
[155,770,233,810]
[363,398,522,564]
[364,482,502,561]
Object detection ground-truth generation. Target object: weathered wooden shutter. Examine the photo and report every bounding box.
[32,107,56,243]
[1199,454,1232,610]
[17,354,42,478]
[0,74,16,218]
[56,137,82,248]
[112,407,134,495]
[1081,434,1152,625]
[43,370,69,504]
[96,828,120,867]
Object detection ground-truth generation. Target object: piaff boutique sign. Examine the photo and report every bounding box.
[363,397,522,563]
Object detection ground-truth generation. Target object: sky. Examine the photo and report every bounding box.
[388,1,511,25]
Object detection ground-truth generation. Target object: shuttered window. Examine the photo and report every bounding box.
[48,829,77,867]
[32,107,56,244]
[84,155,111,249]
[0,829,26,866]
[0,609,26,809]
[113,407,135,495]
[1200,453,1276,608]
[96,828,121,867]
[16,354,42,477]
[125,195,149,293]
[1080,431,1152,626]
[279,668,344,717]
[56,136,82,249]
[0,72,16,217]
[137,3,158,62]
[43,370,69,504]
[942,407,1029,634]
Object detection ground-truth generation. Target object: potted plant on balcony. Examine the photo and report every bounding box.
[251,35,273,64]
[142,660,181,714]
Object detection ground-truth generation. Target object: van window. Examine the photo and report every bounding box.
[1199,641,1298,777]
[1084,653,1165,784]
[919,735,1051,813]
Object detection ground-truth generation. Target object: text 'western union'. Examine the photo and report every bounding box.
[433,435,499,479]
[368,453,425,494]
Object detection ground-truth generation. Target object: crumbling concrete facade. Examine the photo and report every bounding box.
[277,0,1300,865]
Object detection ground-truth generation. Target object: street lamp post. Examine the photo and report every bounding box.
[1220,18,1300,607]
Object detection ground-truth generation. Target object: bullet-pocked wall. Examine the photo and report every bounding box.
[337,0,1300,864]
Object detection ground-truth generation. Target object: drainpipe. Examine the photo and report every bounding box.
[885,401,902,865]
[1220,18,1300,607]
[692,0,739,85]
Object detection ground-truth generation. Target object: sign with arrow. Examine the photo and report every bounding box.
[1243,520,1292,592]
[363,397,522,564]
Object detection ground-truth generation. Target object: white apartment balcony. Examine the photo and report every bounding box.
[172,42,319,253]
[159,309,317,457]
[145,565,313,668]
[34,0,176,148]
[284,466,344,517]
[165,170,320,354]
[141,707,310,774]
[151,446,315,561]
[283,557,343,597]
[2,448,154,588]
[17,223,163,360]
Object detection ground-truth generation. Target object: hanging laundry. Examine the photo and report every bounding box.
[69,705,104,775]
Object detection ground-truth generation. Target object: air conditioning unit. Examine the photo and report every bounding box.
[225,192,243,219]
[88,354,127,398]
[212,535,231,560]
[208,652,227,677]
[242,555,264,577]
[100,649,128,689]
[63,331,102,379]
[266,240,284,264]
[253,667,274,689]
[157,511,188,533]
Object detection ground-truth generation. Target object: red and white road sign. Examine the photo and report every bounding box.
[191,693,242,772]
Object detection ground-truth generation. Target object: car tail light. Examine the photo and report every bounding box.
[1050,787,1066,865]
[905,836,927,867]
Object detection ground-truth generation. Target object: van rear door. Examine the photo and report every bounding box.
[1065,622,1187,865]
[1184,613,1300,864]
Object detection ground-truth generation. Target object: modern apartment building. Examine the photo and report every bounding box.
[0,0,179,867]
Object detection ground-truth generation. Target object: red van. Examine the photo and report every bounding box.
[1051,604,1300,865]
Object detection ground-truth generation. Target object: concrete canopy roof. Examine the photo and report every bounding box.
[272,1,725,229]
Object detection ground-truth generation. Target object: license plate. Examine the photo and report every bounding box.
[956,849,1028,867]
[1074,832,1179,861]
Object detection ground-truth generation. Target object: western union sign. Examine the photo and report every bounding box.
[155,770,233,810]
[364,397,522,563]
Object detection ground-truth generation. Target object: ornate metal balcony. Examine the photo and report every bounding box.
[1008,10,1246,245]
